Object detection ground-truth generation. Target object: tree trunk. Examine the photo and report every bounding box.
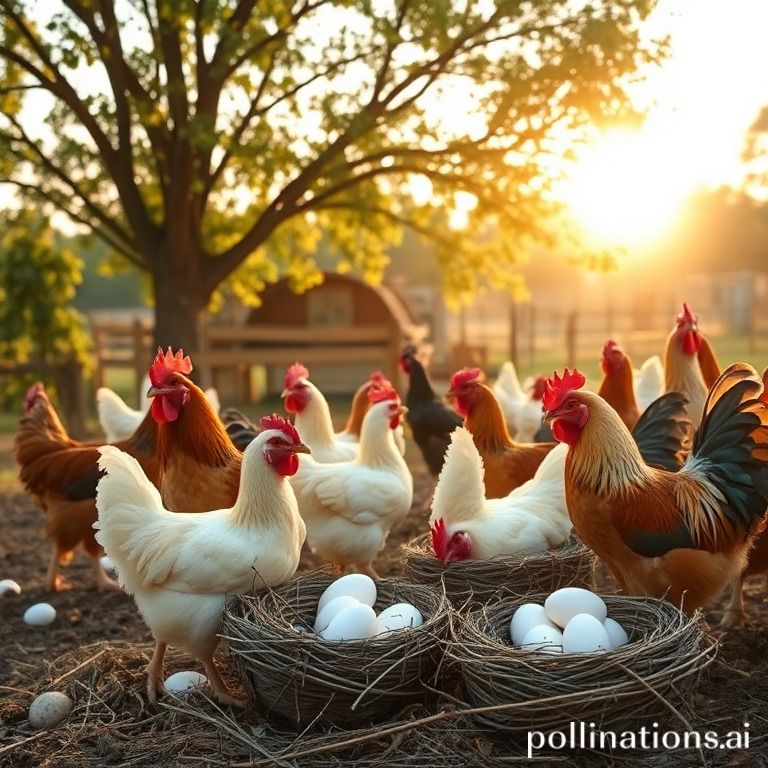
[150,258,208,383]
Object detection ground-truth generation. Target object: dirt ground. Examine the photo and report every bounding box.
[2,447,768,767]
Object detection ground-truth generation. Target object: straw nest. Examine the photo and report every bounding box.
[448,592,718,737]
[402,533,596,607]
[223,569,451,729]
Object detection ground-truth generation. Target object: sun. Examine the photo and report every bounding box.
[557,129,691,249]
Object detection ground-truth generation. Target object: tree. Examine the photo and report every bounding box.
[0,0,661,355]
[0,208,91,421]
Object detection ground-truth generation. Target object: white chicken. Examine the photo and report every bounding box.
[634,355,665,413]
[94,414,308,706]
[492,362,547,441]
[97,373,220,442]
[282,363,358,462]
[429,428,570,562]
[290,388,413,577]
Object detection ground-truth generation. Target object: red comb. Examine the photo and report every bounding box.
[284,363,309,390]
[430,518,449,561]
[542,369,586,411]
[23,382,47,412]
[530,376,547,400]
[260,413,301,444]
[369,371,391,387]
[149,347,192,385]
[602,339,620,358]
[368,386,399,405]
[450,367,482,390]
[677,302,697,326]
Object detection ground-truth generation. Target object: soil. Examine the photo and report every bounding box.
[2,451,768,767]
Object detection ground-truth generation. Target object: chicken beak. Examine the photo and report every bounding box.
[292,442,311,454]
[399,405,408,416]
[445,388,458,399]
[147,385,176,398]
[280,388,291,398]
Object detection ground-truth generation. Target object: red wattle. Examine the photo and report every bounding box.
[275,452,299,476]
[552,419,581,446]
[682,329,701,355]
[284,394,303,414]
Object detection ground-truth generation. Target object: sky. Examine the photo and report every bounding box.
[559,0,768,249]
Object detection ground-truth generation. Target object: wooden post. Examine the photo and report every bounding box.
[528,304,536,367]
[508,299,518,368]
[196,314,213,389]
[565,309,578,368]
[132,319,147,407]
[54,359,87,439]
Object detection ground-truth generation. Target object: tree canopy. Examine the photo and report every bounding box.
[0,0,661,353]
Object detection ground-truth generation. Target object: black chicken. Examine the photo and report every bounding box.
[399,345,463,477]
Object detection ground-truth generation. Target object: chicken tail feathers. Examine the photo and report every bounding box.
[685,363,768,534]
[632,391,690,471]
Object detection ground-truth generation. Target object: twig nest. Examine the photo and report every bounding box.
[224,569,451,728]
[450,593,717,736]
[164,671,208,696]
[28,692,73,730]
[23,603,56,626]
[0,578,21,597]
[402,534,596,608]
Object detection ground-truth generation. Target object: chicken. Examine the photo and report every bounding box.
[289,387,413,577]
[634,355,665,413]
[543,365,768,613]
[598,339,640,431]
[97,373,220,443]
[281,363,358,463]
[14,382,161,592]
[147,348,243,512]
[95,414,308,706]
[448,368,556,499]
[219,407,261,452]
[664,302,720,430]
[429,428,570,562]
[399,345,463,477]
[492,361,527,438]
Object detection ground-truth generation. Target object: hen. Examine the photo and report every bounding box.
[664,303,720,430]
[448,368,556,498]
[290,387,412,577]
[95,415,308,706]
[148,348,242,512]
[429,428,570,562]
[97,373,220,443]
[598,339,641,430]
[15,382,160,591]
[282,364,359,463]
[543,365,768,613]
[399,345,463,477]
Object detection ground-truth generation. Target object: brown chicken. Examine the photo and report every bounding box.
[15,382,160,591]
[543,365,768,613]
[147,348,242,512]
[448,368,556,499]
[664,302,720,430]
[598,339,640,431]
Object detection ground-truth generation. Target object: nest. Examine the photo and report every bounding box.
[223,569,451,729]
[448,593,718,738]
[402,533,596,608]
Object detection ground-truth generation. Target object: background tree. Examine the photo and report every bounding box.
[0,0,661,354]
[0,208,91,426]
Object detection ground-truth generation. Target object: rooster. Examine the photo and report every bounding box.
[399,345,463,478]
[429,429,570,562]
[14,382,160,591]
[664,303,720,430]
[97,373,220,443]
[95,415,308,706]
[289,387,412,577]
[147,348,242,512]
[448,368,556,499]
[282,363,359,463]
[543,365,768,613]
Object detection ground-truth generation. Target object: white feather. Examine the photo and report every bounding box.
[634,355,665,413]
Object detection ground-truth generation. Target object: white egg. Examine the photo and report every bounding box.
[28,691,73,730]
[375,602,424,634]
[0,578,21,597]
[544,588,607,628]
[562,613,612,654]
[23,603,57,627]
[314,595,360,633]
[317,574,377,614]
[509,603,557,646]
[520,624,564,654]
[320,603,378,642]
[164,671,209,695]
[603,617,629,649]
[100,556,117,576]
